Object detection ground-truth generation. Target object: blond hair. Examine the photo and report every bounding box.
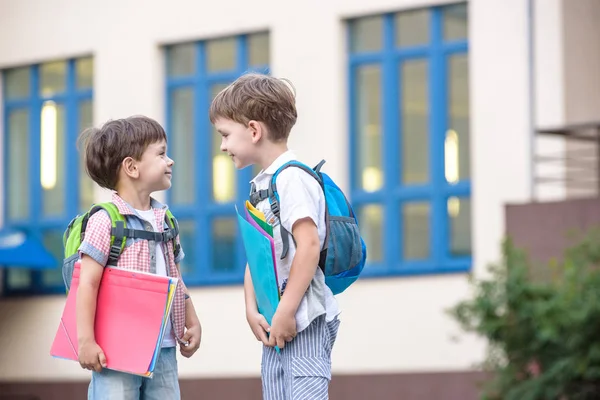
[209,73,297,141]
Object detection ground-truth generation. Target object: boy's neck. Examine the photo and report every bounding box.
[257,141,289,171]
[115,185,152,211]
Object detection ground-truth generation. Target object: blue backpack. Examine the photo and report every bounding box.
[249,159,367,295]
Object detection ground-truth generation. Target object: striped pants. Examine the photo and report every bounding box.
[261,315,341,400]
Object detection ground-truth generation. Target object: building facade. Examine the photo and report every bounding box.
[1,0,598,398]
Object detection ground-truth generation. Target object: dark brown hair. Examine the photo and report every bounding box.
[209,73,297,141]
[79,116,167,190]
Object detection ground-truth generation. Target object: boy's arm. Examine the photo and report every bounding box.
[268,170,323,348]
[244,264,258,314]
[178,263,202,358]
[275,170,323,317]
[276,219,320,317]
[244,264,271,345]
[76,211,112,371]
[77,255,104,347]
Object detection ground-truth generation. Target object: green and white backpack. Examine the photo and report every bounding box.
[61,202,180,292]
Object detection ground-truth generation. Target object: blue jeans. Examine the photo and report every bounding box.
[88,347,180,400]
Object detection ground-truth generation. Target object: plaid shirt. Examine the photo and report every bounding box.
[78,193,188,341]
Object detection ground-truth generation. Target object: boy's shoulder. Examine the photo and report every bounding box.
[276,166,323,203]
[277,164,319,186]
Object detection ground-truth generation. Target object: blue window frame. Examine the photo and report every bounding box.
[349,4,471,277]
[165,32,269,286]
[2,57,95,295]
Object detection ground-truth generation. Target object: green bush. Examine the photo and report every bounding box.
[450,231,600,400]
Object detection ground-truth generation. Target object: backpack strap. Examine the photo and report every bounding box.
[78,202,127,266]
[249,183,271,207]
[79,203,180,266]
[165,209,181,260]
[249,160,326,260]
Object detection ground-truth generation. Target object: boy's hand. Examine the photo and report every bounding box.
[180,324,201,358]
[268,308,296,349]
[246,309,271,346]
[78,339,107,372]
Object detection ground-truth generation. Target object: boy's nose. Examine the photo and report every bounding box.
[167,156,174,166]
[220,140,227,153]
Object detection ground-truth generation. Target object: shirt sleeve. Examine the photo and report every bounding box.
[78,210,112,266]
[277,168,324,234]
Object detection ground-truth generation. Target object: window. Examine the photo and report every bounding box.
[165,32,269,285]
[2,57,95,294]
[349,4,470,276]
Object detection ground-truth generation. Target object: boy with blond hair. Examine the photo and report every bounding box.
[210,74,341,399]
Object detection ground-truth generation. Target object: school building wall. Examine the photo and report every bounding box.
[0,0,594,398]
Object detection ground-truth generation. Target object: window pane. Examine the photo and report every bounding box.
[447,54,470,182]
[177,220,195,276]
[79,100,95,212]
[7,269,31,289]
[211,218,236,272]
[207,38,236,72]
[76,57,94,89]
[7,109,30,220]
[395,9,429,47]
[211,83,236,203]
[170,88,195,205]
[355,65,383,192]
[41,101,66,217]
[40,61,66,97]
[249,32,269,66]
[350,16,383,53]
[443,3,468,41]
[168,43,196,77]
[448,197,471,256]
[357,205,383,264]
[401,60,429,184]
[5,67,30,99]
[41,230,63,286]
[403,202,430,259]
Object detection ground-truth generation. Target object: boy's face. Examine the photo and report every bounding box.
[136,140,174,192]
[214,118,256,169]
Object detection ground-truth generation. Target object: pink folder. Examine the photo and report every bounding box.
[50,262,173,376]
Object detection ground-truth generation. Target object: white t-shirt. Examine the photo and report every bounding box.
[136,208,177,348]
[251,151,340,333]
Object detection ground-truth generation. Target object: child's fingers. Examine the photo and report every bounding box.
[276,335,285,350]
[98,351,107,368]
[92,358,103,372]
[180,345,198,358]
[258,317,271,333]
[252,323,270,345]
[180,347,190,358]
[257,329,270,346]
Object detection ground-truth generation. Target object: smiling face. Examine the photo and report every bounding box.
[214,117,258,169]
[134,140,174,192]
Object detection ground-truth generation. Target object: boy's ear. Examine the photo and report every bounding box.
[248,120,263,144]
[121,157,140,179]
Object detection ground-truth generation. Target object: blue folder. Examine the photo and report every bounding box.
[235,206,280,326]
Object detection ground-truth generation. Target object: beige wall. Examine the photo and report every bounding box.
[563,0,600,124]
[563,0,600,198]
[533,0,566,201]
[0,0,556,381]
